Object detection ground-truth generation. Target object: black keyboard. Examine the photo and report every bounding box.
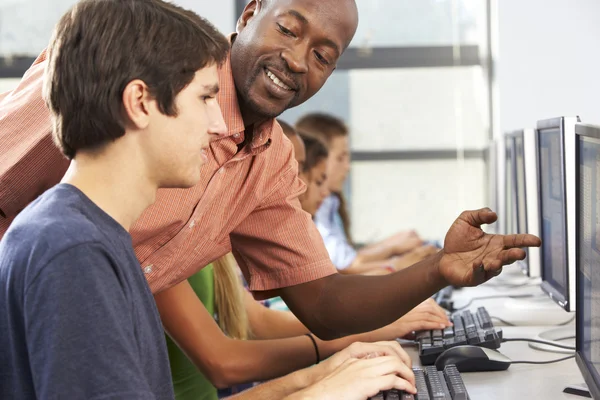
[417,307,502,365]
[432,286,454,311]
[369,364,470,400]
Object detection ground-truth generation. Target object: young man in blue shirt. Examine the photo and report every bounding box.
[0,0,230,398]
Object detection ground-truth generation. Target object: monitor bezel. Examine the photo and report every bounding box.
[537,116,579,312]
[505,129,530,275]
[504,132,519,236]
[523,128,542,278]
[575,123,600,400]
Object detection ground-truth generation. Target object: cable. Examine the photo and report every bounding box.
[502,338,575,351]
[512,355,574,365]
[557,314,576,326]
[454,294,534,311]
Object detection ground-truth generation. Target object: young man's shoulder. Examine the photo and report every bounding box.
[0,184,119,283]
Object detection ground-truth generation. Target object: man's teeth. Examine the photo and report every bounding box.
[266,69,292,91]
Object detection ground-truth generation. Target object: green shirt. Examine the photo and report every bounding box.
[166,265,218,400]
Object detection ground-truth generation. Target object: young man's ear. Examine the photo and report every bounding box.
[236,0,262,33]
[122,79,151,130]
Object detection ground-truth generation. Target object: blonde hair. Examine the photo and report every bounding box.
[212,253,252,340]
[295,113,353,244]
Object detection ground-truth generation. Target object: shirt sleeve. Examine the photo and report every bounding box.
[229,138,337,296]
[0,50,69,222]
[24,243,156,400]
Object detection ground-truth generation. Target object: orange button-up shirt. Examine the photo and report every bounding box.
[0,51,336,295]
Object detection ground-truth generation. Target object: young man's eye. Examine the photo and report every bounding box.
[277,23,296,37]
[202,96,214,103]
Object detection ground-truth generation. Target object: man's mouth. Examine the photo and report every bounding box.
[265,68,295,91]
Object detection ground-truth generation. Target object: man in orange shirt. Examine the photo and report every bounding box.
[0,0,538,362]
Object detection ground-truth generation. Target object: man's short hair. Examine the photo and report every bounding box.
[44,0,230,159]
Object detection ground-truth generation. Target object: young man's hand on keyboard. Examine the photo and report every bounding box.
[285,354,417,400]
[439,208,541,286]
[306,341,413,386]
[393,298,453,338]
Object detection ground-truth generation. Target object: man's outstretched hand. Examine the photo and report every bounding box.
[439,208,541,287]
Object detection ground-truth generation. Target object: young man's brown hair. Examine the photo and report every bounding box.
[44,0,230,159]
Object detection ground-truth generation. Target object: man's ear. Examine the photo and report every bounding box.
[122,79,151,130]
[236,0,262,34]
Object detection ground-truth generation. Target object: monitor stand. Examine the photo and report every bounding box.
[528,325,575,354]
[563,383,591,398]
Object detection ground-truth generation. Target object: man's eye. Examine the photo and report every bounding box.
[277,23,296,37]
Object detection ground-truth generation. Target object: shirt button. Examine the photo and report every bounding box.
[219,167,225,174]
[189,220,196,228]
[144,265,153,274]
[233,133,240,138]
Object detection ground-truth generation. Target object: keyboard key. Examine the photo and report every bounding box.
[400,393,415,400]
[443,326,454,338]
[384,390,401,400]
[414,368,431,400]
[443,365,469,400]
[370,393,384,400]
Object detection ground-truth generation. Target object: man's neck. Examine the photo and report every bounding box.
[61,141,157,232]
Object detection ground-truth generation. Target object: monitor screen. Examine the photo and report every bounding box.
[505,136,518,234]
[539,128,569,299]
[576,132,600,398]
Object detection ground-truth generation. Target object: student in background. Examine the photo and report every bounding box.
[297,133,330,216]
[0,0,229,398]
[296,113,439,275]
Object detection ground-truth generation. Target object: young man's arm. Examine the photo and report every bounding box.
[225,341,416,400]
[25,244,158,399]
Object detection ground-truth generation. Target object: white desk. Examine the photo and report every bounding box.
[409,271,587,399]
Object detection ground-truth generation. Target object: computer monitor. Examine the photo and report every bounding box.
[504,134,518,235]
[522,128,542,278]
[575,123,600,399]
[537,116,579,312]
[504,129,542,278]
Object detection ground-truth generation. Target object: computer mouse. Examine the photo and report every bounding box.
[435,345,512,372]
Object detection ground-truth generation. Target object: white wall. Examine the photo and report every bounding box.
[493,0,600,234]
[496,0,600,133]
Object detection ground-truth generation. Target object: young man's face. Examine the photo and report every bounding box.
[231,0,358,120]
[148,64,226,188]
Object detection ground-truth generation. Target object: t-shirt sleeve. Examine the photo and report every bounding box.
[24,243,156,399]
[230,138,337,296]
[0,50,69,223]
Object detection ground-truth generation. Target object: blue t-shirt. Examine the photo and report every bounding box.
[0,184,174,399]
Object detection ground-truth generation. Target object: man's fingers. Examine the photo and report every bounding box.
[372,374,418,395]
[498,248,527,265]
[459,208,497,228]
[361,356,415,388]
[502,233,541,248]
[349,341,411,367]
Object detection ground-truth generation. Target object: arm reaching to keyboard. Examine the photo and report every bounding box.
[278,208,541,339]
[282,356,417,400]
[224,341,415,400]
